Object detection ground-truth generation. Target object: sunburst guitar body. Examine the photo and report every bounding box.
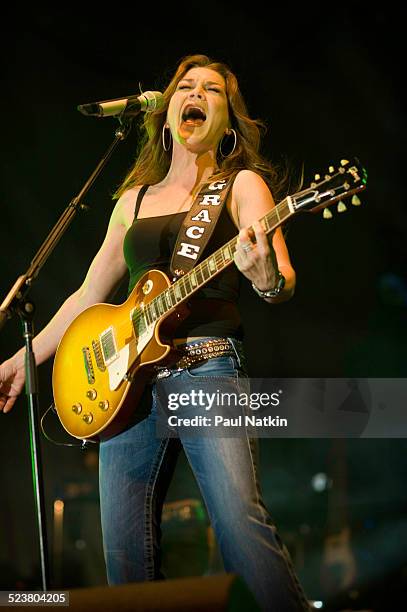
[52,270,186,440]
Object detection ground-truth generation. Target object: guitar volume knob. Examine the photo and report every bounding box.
[72,403,82,414]
[86,389,97,400]
[98,400,109,411]
[82,413,94,424]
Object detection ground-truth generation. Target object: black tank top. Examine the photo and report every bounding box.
[123,185,243,338]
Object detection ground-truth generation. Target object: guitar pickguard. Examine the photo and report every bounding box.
[107,325,155,391]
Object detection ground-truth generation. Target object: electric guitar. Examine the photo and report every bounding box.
[52,158,367,440]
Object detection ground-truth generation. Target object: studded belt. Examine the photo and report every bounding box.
[155,338,235,378]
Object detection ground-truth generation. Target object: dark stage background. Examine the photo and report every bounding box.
[0,5,406,611]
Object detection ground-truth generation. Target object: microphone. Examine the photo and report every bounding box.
[77,91,164,118]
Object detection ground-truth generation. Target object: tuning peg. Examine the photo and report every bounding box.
[314,173,320,181]
[351,194,361,206]
[337,201,347,213]
[340,159,349,166]
[329,166,335,173]
[323,208,333,219]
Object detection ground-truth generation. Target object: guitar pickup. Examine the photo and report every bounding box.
[82,346,95,385]
[100,326,119,366]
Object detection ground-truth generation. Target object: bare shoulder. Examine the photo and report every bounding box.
[231,170,275,228]
[233,169,271,197]
[111,186,142,229]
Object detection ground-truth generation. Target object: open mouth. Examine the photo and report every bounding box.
[181,105,207,125]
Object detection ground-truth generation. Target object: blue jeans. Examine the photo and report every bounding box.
[99,338,310,612]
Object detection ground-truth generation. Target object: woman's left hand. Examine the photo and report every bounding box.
[234,221,279,290]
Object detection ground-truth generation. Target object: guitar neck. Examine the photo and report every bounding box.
[138,196,295,326]
[133,155,367,328]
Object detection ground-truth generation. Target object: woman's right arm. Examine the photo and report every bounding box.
[0,190,135,413]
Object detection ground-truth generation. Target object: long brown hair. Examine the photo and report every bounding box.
[114,54,286,200]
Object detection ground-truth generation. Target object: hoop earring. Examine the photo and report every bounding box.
[219,128,237,158]
[162,124,172,152]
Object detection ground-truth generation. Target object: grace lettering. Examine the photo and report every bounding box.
[191,209,211,223]
[176,242,200,260]
[186,226,205,239]
[200,194,221,206]
[208,180,226,191]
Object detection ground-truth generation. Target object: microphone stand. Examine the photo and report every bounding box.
[0,116,134,590]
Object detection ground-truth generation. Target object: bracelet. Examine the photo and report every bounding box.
[252,271,286,298]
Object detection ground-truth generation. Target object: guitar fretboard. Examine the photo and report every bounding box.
[131,196,294,330]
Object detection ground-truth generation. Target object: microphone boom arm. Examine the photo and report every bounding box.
[0,120,133,327]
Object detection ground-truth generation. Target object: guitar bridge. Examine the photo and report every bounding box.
[92,339,106,371]
[82,347,95,384]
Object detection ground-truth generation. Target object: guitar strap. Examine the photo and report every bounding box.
[170,175,235,278]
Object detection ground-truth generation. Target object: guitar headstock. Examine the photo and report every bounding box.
[292,158,367,218]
